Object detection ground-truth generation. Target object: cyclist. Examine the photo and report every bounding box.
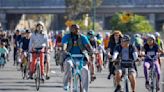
[28,21,48,80]
[154,32,163,50]
[87,30,97,80]
[62,24,93,92]
[112,35,138,92]
[142,34,163,91]
[45,33,53,79]
[103,32,110,50]
[107,30,122,79]
[13,30,22,65]
[0,42,8,67]
[19,30,31,70]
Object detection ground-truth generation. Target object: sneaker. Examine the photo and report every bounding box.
[157,83,160,91]
[107,74,111,80]
[46,75,50,80]
[63,86,69,91]
[28,74,33,80]
[41,75,45,81]
[114,85,121,92]
[145,81,150,90]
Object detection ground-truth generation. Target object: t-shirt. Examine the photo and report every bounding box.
[62,34,90,54]
[0,47,8,54]
[121,48,129,60]
[13,34,22,47]
[20,37,30,51]
[144,43,159,60]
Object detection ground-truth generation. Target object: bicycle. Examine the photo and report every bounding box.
[21,51,29,79]
[68,54,84,92]
[120,60,134,92]
[31,47,45,91]
[147,55,159,92]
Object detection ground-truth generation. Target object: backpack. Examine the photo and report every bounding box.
[66,33,90,61]
[66,34,86,52]
[116,44,135,60]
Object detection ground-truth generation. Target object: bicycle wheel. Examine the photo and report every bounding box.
[35,64,41,91]
[152,72,157,92]
[74,74,83,92]
[125,78,129,92]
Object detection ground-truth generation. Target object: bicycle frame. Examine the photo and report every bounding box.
[148,57,158,92]
[70,54,84,92]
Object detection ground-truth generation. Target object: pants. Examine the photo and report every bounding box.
[109,61,115,75]
[13,47,17,64]
[30,52,44,75]
[143,60,161,82]
[63,58,89,92]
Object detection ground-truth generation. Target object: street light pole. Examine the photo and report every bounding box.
[92,0,96,31]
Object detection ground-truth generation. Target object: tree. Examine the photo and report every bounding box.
[65,0,103,19]
[110,12,154,33]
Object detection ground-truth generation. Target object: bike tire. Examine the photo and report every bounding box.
[74,74,83,92]
[125,78,129,92]
[35,64,40,91]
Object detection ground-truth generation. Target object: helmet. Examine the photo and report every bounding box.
[87,30,95,36]
[154,32,160,37]
[71,24,80,29]
[36,21,44,27]
[26,29,31,33]
[105,32,110,36]
[97,40,102,44]
[122,35,130,42]
[148,34,155,40]
[134,34,141,38]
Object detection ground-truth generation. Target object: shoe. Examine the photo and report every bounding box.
[63,86,69,91]
[107,74,111,80]
[46,75,50,80]
[28,74,33,80]
[114,85,121,92]
[91,75,96,81]
[157,83,160,91]
[145,81,150,90]
[41,75,45,81]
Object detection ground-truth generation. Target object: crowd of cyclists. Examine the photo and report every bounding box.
[0,21,163,92]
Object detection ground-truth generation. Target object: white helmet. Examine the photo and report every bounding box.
[154,32,160,37]
[148,34,155,40]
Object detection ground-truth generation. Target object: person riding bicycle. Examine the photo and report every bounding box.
[112,35,138,92]
[107,30,123,79]
[142,34,163,91]
[0,42,9,67]
[62,24,93,92]
[103,32,110,50]
[19,30,31,70]
[13,30,22,65]
[28,21,48,81]
[87,30,97,80]
[154,32,164,50]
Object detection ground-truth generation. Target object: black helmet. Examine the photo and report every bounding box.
[71,24,80,29]
[122,35,130,42]
[26,30,31,33]
[87,30,95,36]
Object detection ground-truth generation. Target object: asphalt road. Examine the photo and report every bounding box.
[0,51,164,92]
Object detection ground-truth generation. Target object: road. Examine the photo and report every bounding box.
[0,51,164,92]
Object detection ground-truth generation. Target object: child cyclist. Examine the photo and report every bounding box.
[142,34,164,91]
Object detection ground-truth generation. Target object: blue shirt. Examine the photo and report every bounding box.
[62,34,90,54]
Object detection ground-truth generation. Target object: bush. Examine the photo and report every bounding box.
[110,12,154,33]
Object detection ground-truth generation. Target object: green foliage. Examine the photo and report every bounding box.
[73,15,102,31]
[110,12,154,33]
[65,0,103,19]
